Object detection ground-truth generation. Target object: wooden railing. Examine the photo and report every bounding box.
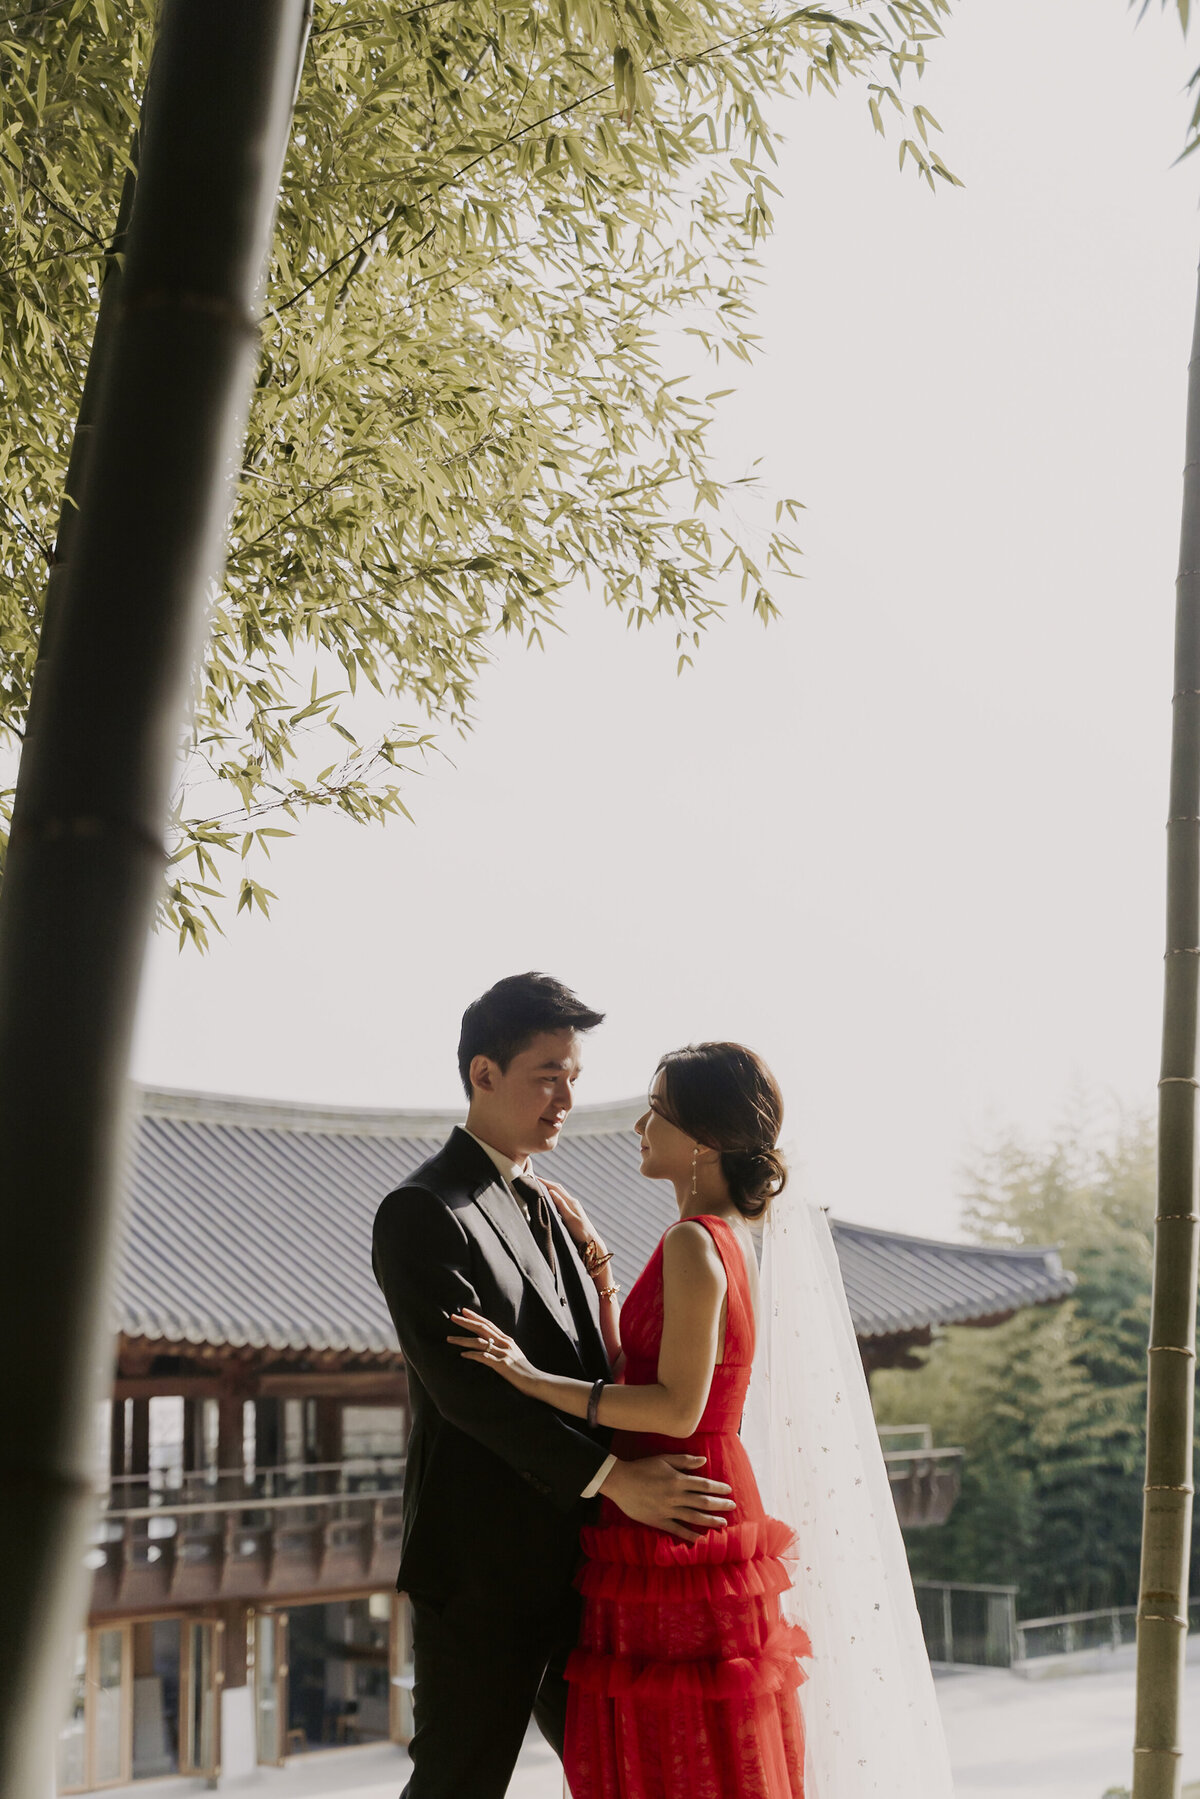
[88,1428,963,1613]
[882,1445,963,1528]
[88,1460,405,1613]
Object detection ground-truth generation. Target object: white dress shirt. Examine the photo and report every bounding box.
[463,1128,616,1499]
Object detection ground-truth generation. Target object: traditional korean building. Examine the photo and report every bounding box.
[59,1086,1075,1792]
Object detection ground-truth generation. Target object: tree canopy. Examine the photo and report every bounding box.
[873,1108,1200,1619]
[1,0,953,943]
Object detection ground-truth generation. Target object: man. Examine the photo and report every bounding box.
[372,972,734,1798]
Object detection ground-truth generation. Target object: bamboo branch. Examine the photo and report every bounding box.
[0,493,52,564]
[275,6,875,313]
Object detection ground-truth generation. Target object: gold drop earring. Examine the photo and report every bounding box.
[691,1142,699,1202]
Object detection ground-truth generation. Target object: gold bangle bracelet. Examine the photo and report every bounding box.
[598,1283,619,1302]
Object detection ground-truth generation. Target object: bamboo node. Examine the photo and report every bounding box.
[1143,1483,1194,1493]
[1151,1213,1200,1224]
[121,287,260,338]
[1146,1344,1197,1356]
[1162,949,1200,957]
[8,814,166,857]
[1157,1074,1200,1083]
[1138,1613,1190,1627]
[1133,1747,1184,1757]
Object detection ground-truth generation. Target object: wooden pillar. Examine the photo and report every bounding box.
[129,1398,150,1481]
[255,1396,281,1471]
[108,1398,127,1481]
[314,1397,341,1466]
[183,1397,204,1474]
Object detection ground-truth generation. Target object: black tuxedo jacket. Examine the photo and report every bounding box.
[372,1127,612,1614]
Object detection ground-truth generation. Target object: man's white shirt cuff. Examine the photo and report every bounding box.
[581,1453,617,1499]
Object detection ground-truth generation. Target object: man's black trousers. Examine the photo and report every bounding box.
[401,1589,581,1799]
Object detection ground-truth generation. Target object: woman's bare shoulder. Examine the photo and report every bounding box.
[662,1219,728,1283]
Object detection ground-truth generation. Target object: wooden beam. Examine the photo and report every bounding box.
[858,1326,933,1377]
[256,1371,406,1401]
[113,1375,223,1400]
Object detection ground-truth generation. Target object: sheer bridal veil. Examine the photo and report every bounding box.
[741,1192,955,1799]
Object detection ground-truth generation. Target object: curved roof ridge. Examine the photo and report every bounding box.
[828,1213,1066,1268]
[136,1084,644,1139]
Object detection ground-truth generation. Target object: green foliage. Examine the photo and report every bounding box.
[1153,0,1200,158]
[873,1108,1199,1619]
[1,0,954,944]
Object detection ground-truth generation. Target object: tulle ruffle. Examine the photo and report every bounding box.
[566,1619,811,1706]
[577,1554,793,1605]
[569,1509,809,1708]
[577,1515,797,1607]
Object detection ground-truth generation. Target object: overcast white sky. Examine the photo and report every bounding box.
[131,0,1200,1240]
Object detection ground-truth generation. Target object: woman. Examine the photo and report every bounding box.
[449,1041,809,1799]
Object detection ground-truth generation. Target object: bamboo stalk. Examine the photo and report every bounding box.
[0,4,310,1790]
[1132,254,1200,1799]
[21,134,139,851]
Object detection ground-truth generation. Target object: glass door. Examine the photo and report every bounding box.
[57,1626,131,1792]
[131,1619,181,1780]
[58,1633,88,1794]
[249,1609,286,1766]
[390,1595,414,1746]
[181,1619,222,1780]
[92,1629,128,1787]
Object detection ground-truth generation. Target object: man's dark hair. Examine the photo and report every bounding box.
[457,973,605,1098]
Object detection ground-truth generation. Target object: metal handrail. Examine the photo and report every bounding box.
[1017,1602,1140,1632]
[102,1488,404,1523]
[1015,1599,1199,1638]
[915,1579,1020,1596]
[881,1447,963,1462]
[105,1455,404,1486]
[101,1457,405,1508]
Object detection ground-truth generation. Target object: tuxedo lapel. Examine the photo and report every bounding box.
[443,1128,605,1372]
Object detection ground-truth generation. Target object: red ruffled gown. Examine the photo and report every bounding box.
[564,1215,810,1799]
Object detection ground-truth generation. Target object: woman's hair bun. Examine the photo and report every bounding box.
[719,1143,787,1220]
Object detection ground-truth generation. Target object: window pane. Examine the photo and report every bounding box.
[243,1399,257,1482]
[148,1396,184,1490]
[342,1406,406,1460]
[283,1399,304,1466]
[254,1614,279,1764]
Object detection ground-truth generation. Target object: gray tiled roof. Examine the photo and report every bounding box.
[829,1217,1073,1337]
[119,1088,1074,1354]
